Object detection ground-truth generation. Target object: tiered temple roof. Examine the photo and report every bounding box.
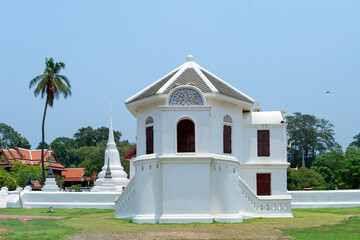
[0,147,64,170]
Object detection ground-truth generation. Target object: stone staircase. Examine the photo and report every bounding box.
[114,178,135,218]
[238,176,293,218]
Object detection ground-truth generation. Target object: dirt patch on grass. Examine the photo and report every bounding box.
[68,231,223,239]
[67,228,287,240]
[0,228,8,240]
[68,231,224,240]
[0,214,68,220]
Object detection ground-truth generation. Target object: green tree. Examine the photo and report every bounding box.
[287,168,299,191]
[51,141,70,167]
[311,148,344,189]
[349,133,360,148]
[287,167,326,190]
[73,126,121,148]
[76,145,106,177]
[286,112,336,168]
[51,137,77,167]
[29,57,71,184]
[52,137,76,149]
[36,141,49,150]
[338,147,360,189]
[55,175,65,189]
[0,123,31,149]
[10,162,44,187]
[0,168,18,190]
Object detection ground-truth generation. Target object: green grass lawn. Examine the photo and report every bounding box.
[0,207,359,239]
[282,216,360,240]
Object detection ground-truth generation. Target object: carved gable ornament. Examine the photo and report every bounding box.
[168,88,204,106]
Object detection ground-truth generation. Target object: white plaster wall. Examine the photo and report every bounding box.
[136,103,163,156]
[290,190,360,208]
[242,111,287,164]
[129,158,135,180]
[242,126,287,164]
[133,158,162,220]
[239,166,288,195]
[209,99,243,158]
[160,107,211,155]
[210,159,240,215]
[161,160,210,215]
[19,192,120,209]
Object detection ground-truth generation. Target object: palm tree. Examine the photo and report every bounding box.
[29,57,72,184]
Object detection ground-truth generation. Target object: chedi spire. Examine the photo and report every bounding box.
[91,104,130,192]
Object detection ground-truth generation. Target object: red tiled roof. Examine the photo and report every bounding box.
[124,145,136,160]
[0,163,12,167]
[0,147,65,170]
[33,181,42,190]
[61,168,92,182]
[2,148,53,161]
[26,180,42,190]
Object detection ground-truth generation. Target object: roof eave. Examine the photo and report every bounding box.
[209,93,254,110]
[125,94,166,117]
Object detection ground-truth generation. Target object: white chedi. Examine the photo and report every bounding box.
[99,159,117,192]
[92,113,129,192]
[42,159,60,192]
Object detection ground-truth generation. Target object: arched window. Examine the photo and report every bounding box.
[145,117,154,154]
[145,117,154,125]
[223,115,232,154]
[223,115,232,123]
[177,119,195,152]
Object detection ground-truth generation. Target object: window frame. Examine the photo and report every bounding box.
[177,118,196,153]
[223,125,232,154]
[257,130,270,157]
[145,117,154,154]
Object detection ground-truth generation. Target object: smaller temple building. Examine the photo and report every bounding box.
[61,168,93,190]
[0,147,65,175]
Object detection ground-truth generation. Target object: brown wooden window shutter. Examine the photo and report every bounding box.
[177,119,195,152]
[257,130,270,157]
[146,126,154,154]
[223,125,232,154]
[257,173,271,195]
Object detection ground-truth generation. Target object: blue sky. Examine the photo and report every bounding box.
[1,1,359,149]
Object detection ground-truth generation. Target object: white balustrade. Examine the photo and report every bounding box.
[115,178,135,218]
[238,176,292,218]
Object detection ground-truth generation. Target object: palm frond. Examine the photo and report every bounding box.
[33,76,47,97]
[56,75,71,88]
[54,76,72,98]
[29,75,44,89]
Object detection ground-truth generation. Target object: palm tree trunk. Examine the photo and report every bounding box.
[41,98,49,185]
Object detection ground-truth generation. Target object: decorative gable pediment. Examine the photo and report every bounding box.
[168,87,204,106]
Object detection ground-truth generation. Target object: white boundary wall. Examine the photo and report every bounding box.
[7,191,121,209]
[289,190,360,208]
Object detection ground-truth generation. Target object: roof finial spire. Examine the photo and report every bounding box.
[186,55,194,62]
[110,97,112,121]
[254,99,261,112]
[107,98,116,148]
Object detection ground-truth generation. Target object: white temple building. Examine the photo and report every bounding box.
[115,55,292,223]
[92,113,129,192]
